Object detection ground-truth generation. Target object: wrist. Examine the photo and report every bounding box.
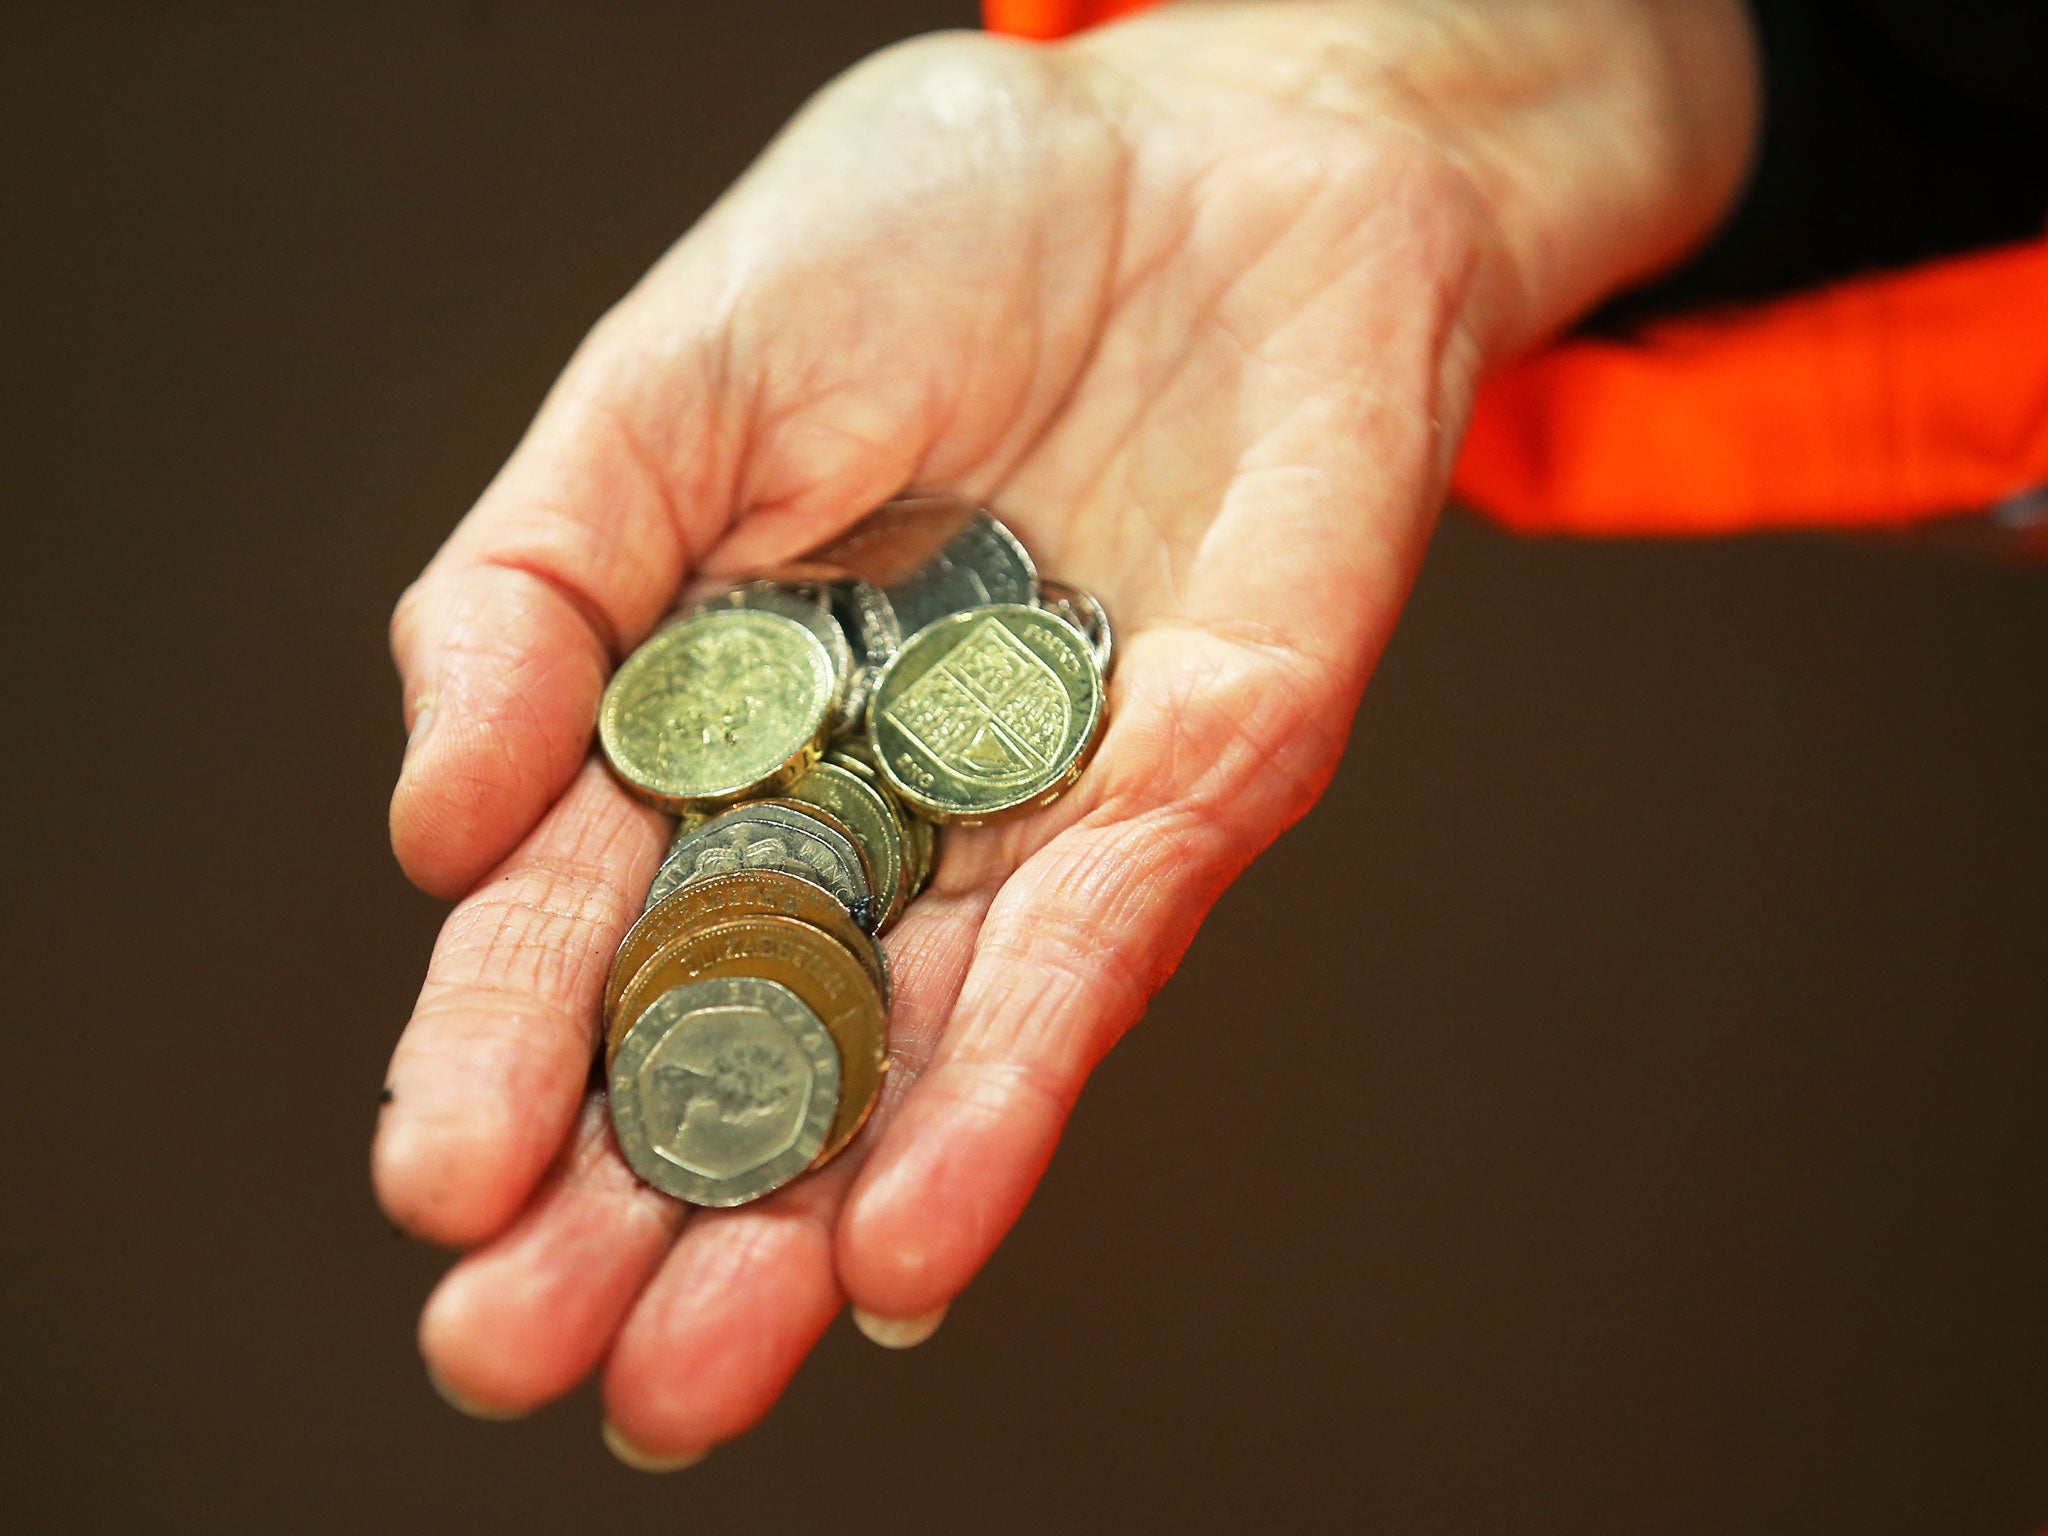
[1065,0,1760,360]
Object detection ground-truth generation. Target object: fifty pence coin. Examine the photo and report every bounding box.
[608,915,890,1165]
[598,608,834,811]
[607,868,892,1026]
[650,799,876,929]
[870,603,1106,823]
[610,975,840,1207]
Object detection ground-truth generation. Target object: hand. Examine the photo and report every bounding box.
[372,0,1755,1463]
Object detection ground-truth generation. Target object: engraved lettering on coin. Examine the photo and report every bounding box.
[607,869,892,1028]
[607,922,884,1168]
[652,800,875,929]
[872,604,1106,822]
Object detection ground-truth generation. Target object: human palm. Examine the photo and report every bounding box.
[374,1,1751,1462]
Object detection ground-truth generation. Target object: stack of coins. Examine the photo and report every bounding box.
[596,497,1113,1207]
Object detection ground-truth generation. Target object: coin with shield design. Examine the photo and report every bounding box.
[869,603,1106,823]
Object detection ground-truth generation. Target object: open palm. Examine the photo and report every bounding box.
[372,2,1749,1463]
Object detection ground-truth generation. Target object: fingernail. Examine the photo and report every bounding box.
[852,1303,948,1349]
[405,697,437,760]
[426,1365,527,1422]
[603,1420,708,1473]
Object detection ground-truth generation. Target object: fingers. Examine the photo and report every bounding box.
[375,760,667,1247]
[836,628,1342,1319]
[389,319,727,899]
[420,1097,687,1417]
[599,890,988,1461]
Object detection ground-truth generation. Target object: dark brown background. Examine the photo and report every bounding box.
[5,3,2046,1532]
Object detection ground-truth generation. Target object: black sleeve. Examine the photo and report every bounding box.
[1592,0,2048,330]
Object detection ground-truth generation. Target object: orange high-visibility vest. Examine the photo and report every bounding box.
[986,0,2048,536]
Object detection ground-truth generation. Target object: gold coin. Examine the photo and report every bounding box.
[869,603,1106,823]
[598,608,834,811]
[829,742,935,904]
[606,868,891,1026]
[607,914,889,1165]
[831,741,935,898]
[786,760,908,930]
[906,809,936,895]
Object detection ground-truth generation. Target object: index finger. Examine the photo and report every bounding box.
[388,308,718,899]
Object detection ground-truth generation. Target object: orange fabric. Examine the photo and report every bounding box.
[984,0,1154,39]
[1459,236,2048,534]
[983,0,2048,535]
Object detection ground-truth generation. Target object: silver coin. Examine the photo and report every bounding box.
[801,497,1039,640]
[1037,580,1115,679]
[825,577,902,736]
[649,800,876,928]
[641,810,709,911]
[802,498,980,586]
[880,504,1038,639]
[609,975,840,1207]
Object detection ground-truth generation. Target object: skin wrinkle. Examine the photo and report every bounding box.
[990,192,1203,547]
[1035,153,1449,601]
[950,81,1134,500]
[913,1052,1075,1143]
[399,1001,588,1110]
[425,1113,687,1406]
[391,574,612,875]
[472,552,621,668]
[961,907,1152,1074]
[614,1216,841,1434]
[379,0,1763,1438]
[1104,634,1342,826]
[482,634,605,771]
[425,883,645,1004]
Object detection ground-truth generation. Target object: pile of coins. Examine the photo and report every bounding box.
[596,497,1113,1207]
